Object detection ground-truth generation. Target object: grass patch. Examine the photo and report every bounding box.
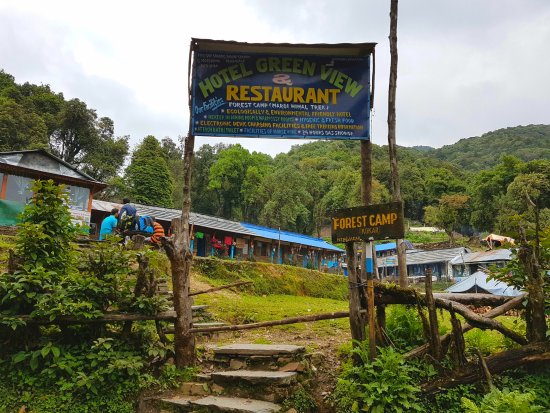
[195,293,350,334]
[192,257,348,300]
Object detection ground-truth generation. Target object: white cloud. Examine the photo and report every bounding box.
[1,0,549,155]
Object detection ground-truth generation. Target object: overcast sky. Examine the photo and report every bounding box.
[1,0,549,156]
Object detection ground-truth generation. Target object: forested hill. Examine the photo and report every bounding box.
[429,124,550,171]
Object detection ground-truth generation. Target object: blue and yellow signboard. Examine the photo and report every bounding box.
[190,40,375,140]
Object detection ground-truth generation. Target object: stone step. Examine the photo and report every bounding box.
[159,395,200,407]
[190,396,281,413]
[214,344,305,358]
[211,370,297,386]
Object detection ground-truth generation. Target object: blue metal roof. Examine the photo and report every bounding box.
[375,240,414,252]
[376,242,397,252]
[240,223,344,252]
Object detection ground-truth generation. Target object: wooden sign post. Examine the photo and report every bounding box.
[332,201,405,360]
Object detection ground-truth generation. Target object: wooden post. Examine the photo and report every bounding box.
[361,127,376,360]
[162,133,196,367]
[425,267,442,359]
[366,240,377,360]
[346,242,365,362]
[387,0,407,288]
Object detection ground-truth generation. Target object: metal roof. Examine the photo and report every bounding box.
[405,247,470,265]
[92,200,256,236]
[375,240,414,252]
[0,150,103,183]
[450,249,512,265]
[240,223,343,252]
[92,200,344,252]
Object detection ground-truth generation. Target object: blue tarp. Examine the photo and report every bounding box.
[240,223,343,252]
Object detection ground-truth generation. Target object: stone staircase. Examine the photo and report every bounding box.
[157,344,310,412]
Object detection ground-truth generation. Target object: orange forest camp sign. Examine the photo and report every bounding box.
[190,39,376,140]
[331,202,405,243]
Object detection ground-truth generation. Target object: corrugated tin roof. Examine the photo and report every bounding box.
[0,150,102,183]
[405,247,470,265]
[92,200,256,236]
[92,200,343,252]
[450,249,512,265]
[240,223,343,252]
[375,240,414,252]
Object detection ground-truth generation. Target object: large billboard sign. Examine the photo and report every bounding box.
[190,39,375,140]
[331,202,405,243]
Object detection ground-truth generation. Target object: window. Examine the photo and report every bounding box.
[4,175,33,203]
[66,185,90,211]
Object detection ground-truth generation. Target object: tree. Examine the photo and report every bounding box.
[259,166,312,233]
[208,144,272,220]
[424,194,470,246]
[49,99,99,165]
[161,136,185,208]
[80,118,129,182]
[191,143,226,215]
[469,156,523,231]
[125,136,173,208]
[0,97,49,151]
[496,170,550,342]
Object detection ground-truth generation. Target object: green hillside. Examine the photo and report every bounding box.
[431,124,550,170]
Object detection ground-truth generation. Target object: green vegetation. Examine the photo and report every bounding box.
[462,387,543,412]
[125,135,174,208]
[192,257,348,300]
[333,345,423,412]
[0,180,180,413]
[431,124,550,171]
[0,70,128,181]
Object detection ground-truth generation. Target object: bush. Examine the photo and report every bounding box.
[385,305,425,351]
[462,387,543,412]
[333,344,423,413]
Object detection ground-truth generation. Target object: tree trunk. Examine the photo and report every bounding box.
[423,342,550,393]
[517,236,546,342]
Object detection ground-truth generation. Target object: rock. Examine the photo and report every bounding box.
[230,358,246,370]
[215,344,305,357]
[307,351,325,365]
[212,370,297,386]
[211,383,225,394]
[277,357,293,364]
[286,409,298,413]
[279,362,305,372]
[190,396,281,412]
[181,382,210,396]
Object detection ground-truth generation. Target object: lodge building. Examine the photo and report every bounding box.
[0,150,343,271]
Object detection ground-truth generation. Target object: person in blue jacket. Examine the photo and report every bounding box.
[99,208,119,240]
[118,198,137,232]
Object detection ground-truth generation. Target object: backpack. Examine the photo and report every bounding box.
[118,210,135,231]
[138,216,154,234]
